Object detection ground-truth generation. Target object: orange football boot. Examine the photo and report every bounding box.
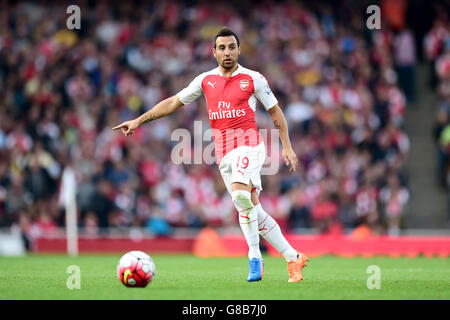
[287,252,309,283]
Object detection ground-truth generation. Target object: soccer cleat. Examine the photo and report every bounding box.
[247,258,264,282]
[287,251,309,283]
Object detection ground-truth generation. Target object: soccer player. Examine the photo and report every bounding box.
[113,27,309,282]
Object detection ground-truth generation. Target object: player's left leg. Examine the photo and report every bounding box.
[251,190,309,282]
[250,190,297,261]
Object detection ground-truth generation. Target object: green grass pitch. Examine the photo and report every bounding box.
[0,254,448,300]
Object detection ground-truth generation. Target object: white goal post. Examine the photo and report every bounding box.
[59,165,78,256]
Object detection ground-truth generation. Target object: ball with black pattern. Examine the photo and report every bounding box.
[117,251,156,287]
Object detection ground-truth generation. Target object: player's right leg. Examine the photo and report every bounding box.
[231,182,263,282]
[219,145,265,282]
[251,190,309,282]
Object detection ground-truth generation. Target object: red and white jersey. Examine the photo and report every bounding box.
[176,64,278,164]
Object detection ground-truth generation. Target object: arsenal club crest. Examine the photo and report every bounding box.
[240,79,249,91]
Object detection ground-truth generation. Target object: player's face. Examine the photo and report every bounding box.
[213,36,240,70]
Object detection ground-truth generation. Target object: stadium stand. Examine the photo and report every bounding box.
[0,0,447,253]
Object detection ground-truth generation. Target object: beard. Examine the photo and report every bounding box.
[221,58,236,69]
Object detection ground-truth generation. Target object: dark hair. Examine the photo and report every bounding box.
[214,27,240,48]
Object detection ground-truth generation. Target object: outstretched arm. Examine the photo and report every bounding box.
[112,95,184,136]
[267,104,298,172]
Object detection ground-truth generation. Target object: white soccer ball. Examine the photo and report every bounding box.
[117,251,156,287]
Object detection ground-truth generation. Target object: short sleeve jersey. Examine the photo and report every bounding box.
[176,64,278,164]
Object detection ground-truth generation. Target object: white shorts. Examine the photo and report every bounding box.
[218,142,266,196]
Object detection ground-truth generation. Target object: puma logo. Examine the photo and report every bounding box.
[208,81,216,89]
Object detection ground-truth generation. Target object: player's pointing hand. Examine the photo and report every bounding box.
[112,119,140,136]
[282,147,298,172]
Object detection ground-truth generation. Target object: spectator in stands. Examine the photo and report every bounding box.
[393,27,417,103]
[88,179,117,230]
[379,173,409,236]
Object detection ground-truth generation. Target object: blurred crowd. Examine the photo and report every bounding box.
[429,12,450,219]
[0,0,421,241]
